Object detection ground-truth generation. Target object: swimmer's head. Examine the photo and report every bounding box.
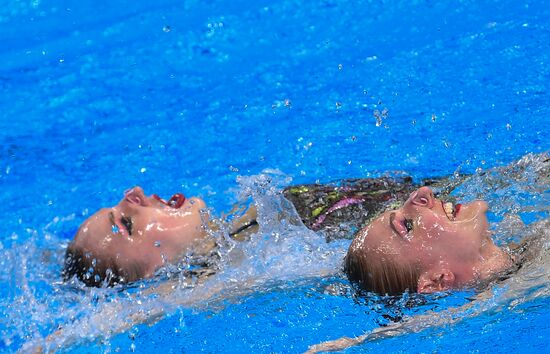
[345,186,513,294]
[63,186,208,286]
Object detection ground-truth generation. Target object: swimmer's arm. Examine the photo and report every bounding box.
[20,298,167,354]
[304,291,492,353]
[229,205,258,240]
[23,274,261,353]
[220,204,258,241]
[203,202,258,242]
[21,279,220,353]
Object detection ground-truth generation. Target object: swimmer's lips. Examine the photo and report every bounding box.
[454,203,462,218]
[442,200,462,221]
[152,193,186,209]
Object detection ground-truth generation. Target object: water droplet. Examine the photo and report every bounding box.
[284,98,292,107]
[373,108,389,126]
[163,25,171,33]
[154,241,161,247]
[140,167,147,173]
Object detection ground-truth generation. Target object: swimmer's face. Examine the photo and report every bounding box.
[351,186,512,293]
[72,186,208,280]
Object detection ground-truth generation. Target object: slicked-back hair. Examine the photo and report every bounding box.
[62,242,143,287]
[344,245,421,294]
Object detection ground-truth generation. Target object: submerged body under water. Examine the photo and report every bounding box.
[4,153,549,353]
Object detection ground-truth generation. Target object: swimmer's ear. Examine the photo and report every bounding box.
[417,269,455,293]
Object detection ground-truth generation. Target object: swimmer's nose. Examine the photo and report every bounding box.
[124,186,151,206]
[409,186,435,208]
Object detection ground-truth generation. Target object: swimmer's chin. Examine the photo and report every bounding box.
[454,200,488,224]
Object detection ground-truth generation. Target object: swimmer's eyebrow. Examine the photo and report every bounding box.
[390,212,397,232]
[388,212,399,235]
[109,211,116,227]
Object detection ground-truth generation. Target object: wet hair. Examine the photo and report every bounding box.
[344,243,421,294]
[62,242,144,287]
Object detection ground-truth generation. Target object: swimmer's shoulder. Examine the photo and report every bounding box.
[510,218,550,265]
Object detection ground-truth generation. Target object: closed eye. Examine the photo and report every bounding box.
[390,212,413,238]
[404,218,413,232]
[121,216,134,235]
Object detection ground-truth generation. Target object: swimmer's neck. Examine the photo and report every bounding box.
[475,243,515,282]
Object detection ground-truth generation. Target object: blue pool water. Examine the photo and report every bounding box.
[1,0,549,352]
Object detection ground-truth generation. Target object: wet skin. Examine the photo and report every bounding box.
[72,186,209,280]
[349,186,513,293]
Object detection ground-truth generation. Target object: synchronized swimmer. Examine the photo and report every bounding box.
[64,171,528,294]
